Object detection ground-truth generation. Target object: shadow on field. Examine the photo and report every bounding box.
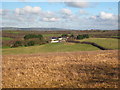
[53,63,118,88]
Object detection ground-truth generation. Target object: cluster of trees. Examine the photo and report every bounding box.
[12,41,22,47]
[11,34,47,48]
[61,34,89,40]
[11,41,35,47]
[77,34,89,39]
[61,34,68,37]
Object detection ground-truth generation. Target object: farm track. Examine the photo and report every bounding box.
[2,50,119,88]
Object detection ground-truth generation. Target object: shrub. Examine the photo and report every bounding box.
[37,34,43,40]
[77,35,84,39]
[83,34,89,38]
[103,30,106,32]
[27,41,35,46]
[61,34,68,37]
[24,44,28,47]
[77,34,89,40]
[11,41,22,48]
[70,34,74,38]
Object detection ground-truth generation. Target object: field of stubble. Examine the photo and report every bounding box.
[2,50,119,88]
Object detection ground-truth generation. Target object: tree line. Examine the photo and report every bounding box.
[11,34,47,48]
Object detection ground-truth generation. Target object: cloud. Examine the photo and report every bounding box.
[42,11,56,18]
[15,8,22,15]
[42,17,60,22]
[65,2,89,8]
[14,6,59,22]
[79,9,88,14]
[60,8,76,21]
[90,16,97,19]
[14,6,60,22]
[61,8,72,15]
[0,9,2,15]
[15,6,41,15]
[99,12,116,20]
[88,11,118,30]
[24,6,41,13]
[90,11,117,20]
[0,9,10,15]
[18,0,26,1]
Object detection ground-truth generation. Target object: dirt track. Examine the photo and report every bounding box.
[2,50,119,88]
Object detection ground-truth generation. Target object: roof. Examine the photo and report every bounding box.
[58,37,62,38]
[51,37,58,39]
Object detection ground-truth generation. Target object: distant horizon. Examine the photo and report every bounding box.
[1,26,119,31]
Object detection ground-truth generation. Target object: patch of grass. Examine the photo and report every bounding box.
[2,46,10,49]
[0,37,13,40]
[112,36,120,38]
[2,43,99,55]
[78,38,119,49]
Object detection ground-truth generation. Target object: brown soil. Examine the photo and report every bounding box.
[2,50,119,88]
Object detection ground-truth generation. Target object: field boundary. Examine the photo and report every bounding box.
[67,41,111,50]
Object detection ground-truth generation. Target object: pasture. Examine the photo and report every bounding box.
[78,38,119,49]
[4,31,20,34]
[0,37,13,41]
[2,43,99,55]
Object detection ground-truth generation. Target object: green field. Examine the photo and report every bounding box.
[0,37,13,41]
[79,38,119,49]
[5,31,20,34]
[2,43,99,55]
[112,36,120,38]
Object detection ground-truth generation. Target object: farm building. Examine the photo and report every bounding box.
[51,37,59,43]
[50,37,68,43]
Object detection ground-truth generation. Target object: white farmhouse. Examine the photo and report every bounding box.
[50,37,68,43]
[51,37,59,43]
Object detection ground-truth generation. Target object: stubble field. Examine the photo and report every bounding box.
[2,50,119,88]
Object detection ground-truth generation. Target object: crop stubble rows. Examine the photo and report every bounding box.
[2,50,119,88]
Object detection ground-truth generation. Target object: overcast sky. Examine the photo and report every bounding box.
[0,2,118,30]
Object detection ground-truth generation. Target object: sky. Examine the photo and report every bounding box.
[0,1,118,30]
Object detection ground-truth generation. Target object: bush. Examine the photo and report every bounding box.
[11,41,22,48]
[37,34,43,40]
[83,34,89,38]
[27,41,35,46]
[77,35,84,39]
[70,34,74,38]
[77,34,89,40]
[61,34,68,37]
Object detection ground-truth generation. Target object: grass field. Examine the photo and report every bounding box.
[0,37,13,41]
[78,38,119,49]
[112,36,120,38]
[5,31,20,34]
[2,43,99,55]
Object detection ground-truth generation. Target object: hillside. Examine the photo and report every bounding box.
[2,43,100,55]
[2,50,118,88]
